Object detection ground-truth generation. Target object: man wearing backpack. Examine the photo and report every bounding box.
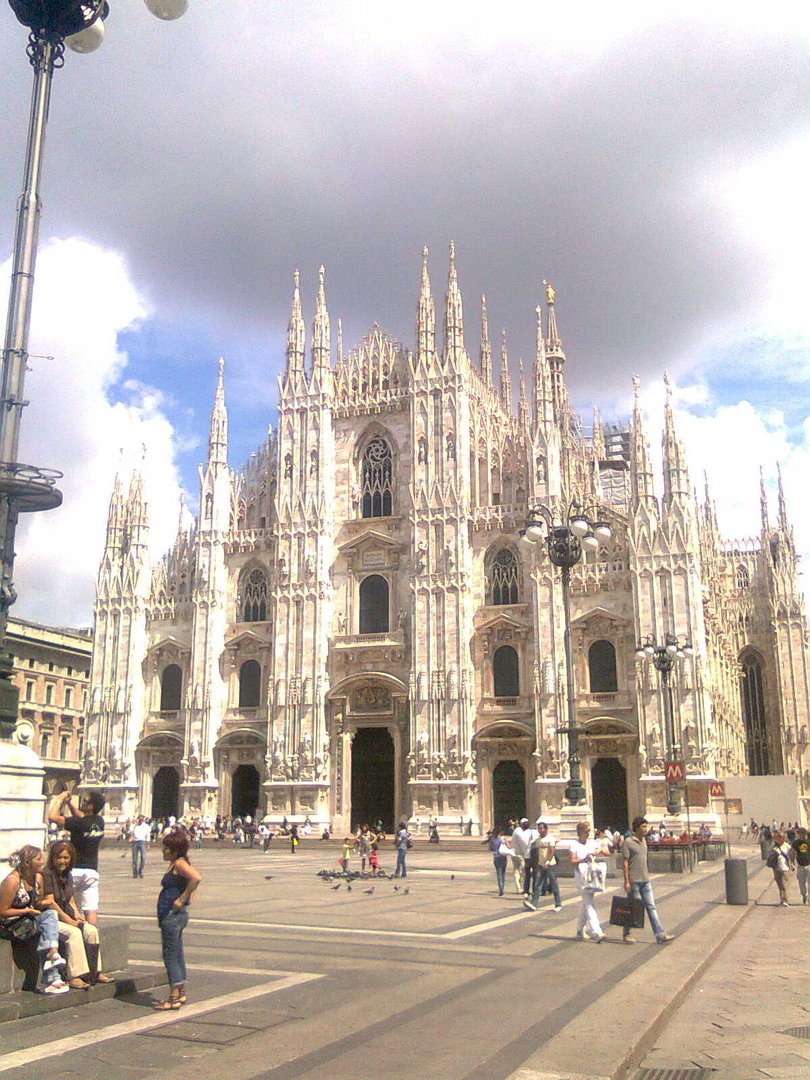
[768,830,794,906]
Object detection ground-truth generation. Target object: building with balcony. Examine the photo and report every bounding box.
[81,250,810,833]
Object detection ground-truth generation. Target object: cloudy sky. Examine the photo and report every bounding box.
[0,1,808,625]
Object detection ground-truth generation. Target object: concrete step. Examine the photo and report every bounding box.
[0,968,164,1023]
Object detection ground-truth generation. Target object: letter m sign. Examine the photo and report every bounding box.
[664,760,685,783]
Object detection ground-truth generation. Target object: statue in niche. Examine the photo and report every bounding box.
[351,484,360,511]
[309,448,318,476]
[337,611,347,634]
[433,752,447,780]
[300,731,312,765]
[416,730,429,762]
[532,745,543,779]
[284,453,293,478]
[536,458,546,484]
[415,542,427,573]
[82,744,97,781]
[417,436,427,464]
[650,726,662,757]
[445,545,455,571]
[397,608,408,630]
[543,657,554,696]
[108,737,122,775]
[445,433,456,460]
[278,554,288,582]
[406,752,418,780]
[638,740,648,775]
[306,556,315,579]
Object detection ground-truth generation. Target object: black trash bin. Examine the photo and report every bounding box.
[725,857,748,905]
[760,838,769,861]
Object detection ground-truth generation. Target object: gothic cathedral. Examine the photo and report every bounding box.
[82,246,810,833]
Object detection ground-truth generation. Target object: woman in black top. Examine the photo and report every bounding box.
[41,842,112,988]
[154,830,201,1010]
[0,846,68,994]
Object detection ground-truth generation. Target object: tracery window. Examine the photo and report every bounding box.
[241,568,268,623]
[361,437,393,518]
[741,652,769,775]
[736,565,750,590]
[490,549,519,605]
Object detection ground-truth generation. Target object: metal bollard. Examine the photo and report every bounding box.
[724,857,748,905]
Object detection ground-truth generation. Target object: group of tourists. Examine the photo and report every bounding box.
[485,815,674,945]
[0,790,202,1010]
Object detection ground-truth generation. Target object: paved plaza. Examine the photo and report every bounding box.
[0,840,807,1079]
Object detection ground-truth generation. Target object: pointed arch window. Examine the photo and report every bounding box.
[588,640,618,693]
[361,436,393,518]
[736,565,750,590]
[241,567,268,623]
[238,659,262,709]
[491,549,519,605]
[160,664,182,712]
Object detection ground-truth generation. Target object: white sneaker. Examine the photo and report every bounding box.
[554,905,562,912]
[43,981,69,995]
[43,955,66,972]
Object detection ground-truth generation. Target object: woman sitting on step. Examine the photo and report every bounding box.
[41,841,113,989]
[0,845,69,994]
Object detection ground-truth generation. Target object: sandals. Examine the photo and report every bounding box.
[153,997,183,1010]
[94,973,114,984]
[69,977,91,990]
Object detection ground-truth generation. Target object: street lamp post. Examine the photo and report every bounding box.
[521,501,611,805]
[0,0,188,737]
[636,633,693,816]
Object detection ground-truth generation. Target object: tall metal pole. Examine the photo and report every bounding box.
[560,562,584,804]
[661,665,680,815]
[0,37,62,736]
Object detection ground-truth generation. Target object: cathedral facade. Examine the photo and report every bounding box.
[81,247,810,833]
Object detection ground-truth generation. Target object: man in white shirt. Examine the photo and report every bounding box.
[533,820,562,911]
[131,815,151,878]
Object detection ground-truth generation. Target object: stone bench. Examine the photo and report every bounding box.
[0,923,162,1021]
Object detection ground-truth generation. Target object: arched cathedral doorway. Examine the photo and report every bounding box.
[232,764,261,818]
[492,759,526,827]
[152,766,180,820]
[351,727,395,831]
[591,758,628,832]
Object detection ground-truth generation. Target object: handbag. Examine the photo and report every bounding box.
[581,863,605,892]
[609,894,646,929]
[0,914,39,942]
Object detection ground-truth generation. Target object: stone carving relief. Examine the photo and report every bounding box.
[352,686,392,712]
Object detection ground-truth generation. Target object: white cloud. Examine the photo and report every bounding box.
[3,237,185,626]
[635,376,810,584]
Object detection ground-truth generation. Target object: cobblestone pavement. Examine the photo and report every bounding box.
[0,840,795,1080]
[636,871,810,1080]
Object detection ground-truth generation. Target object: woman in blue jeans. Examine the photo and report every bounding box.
[154,831,201,1010]
[485,826,509,896]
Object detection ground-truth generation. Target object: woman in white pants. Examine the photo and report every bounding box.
[41,842,112,988]
[570,822,610,943]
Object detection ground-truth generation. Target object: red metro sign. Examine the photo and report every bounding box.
[664,760,686,784]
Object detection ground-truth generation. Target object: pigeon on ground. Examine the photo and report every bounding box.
[393,884,399,891]
[450,874,455,880]
[332,883,342,890]
[364,887,374,894]
[403,888,410,895]
[347,884,352,892]
[264,875,274,880]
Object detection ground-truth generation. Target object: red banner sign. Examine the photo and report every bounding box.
[664,760,685,783]
[709,781,726,798]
